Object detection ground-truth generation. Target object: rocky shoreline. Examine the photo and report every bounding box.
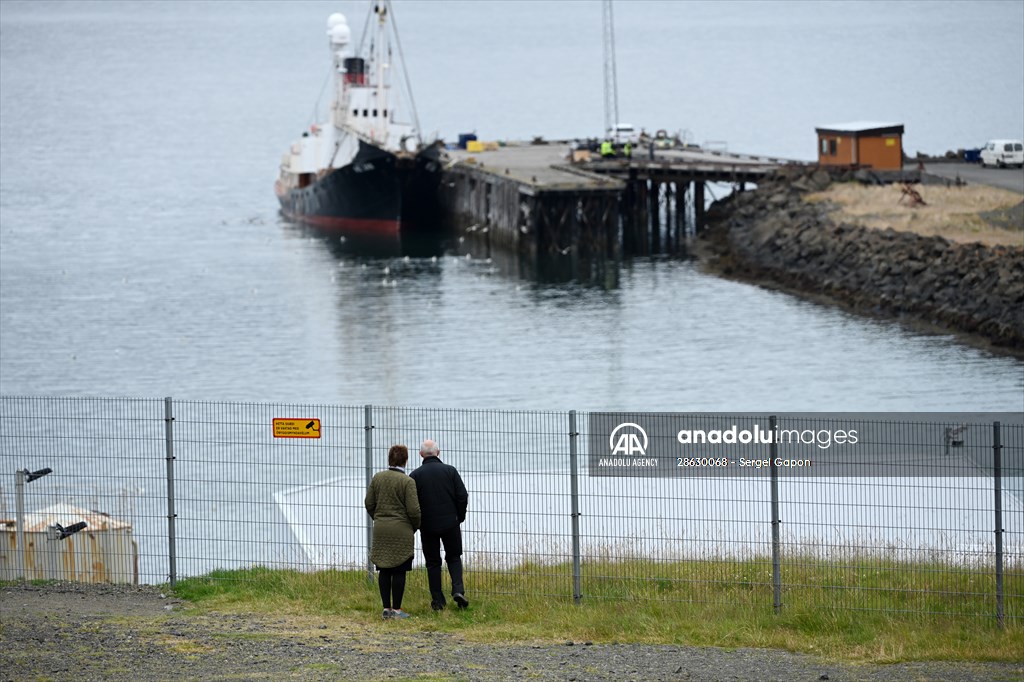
[699,167,1024,352]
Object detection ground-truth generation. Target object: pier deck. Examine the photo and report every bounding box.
[445,142,622,192]
[445,142,793,189]
[439,141,801,282]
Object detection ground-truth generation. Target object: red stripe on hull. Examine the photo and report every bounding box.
[283,211,401,237]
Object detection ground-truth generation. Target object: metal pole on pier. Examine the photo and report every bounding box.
[602,0,620,136]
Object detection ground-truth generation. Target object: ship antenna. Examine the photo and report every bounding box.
[308,63,333,129]
[385,0,422,145]
[356,2,373,55]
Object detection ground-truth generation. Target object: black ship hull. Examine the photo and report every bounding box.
[277,140,442,239]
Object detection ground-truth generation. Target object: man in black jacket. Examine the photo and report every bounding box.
[410,439,469,610]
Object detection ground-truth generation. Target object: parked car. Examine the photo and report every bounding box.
[653,129,676,149]
[980,139,1024,168]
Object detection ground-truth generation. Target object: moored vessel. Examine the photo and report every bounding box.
[275,3,442,240]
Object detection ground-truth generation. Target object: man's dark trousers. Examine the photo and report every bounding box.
[421,525,463,607]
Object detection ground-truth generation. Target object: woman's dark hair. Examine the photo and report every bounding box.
[388,444,409,468]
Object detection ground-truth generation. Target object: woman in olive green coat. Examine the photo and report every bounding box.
[365,444,421,619]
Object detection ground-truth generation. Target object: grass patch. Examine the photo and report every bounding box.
[804,182,1023,246]
[173,557,1022,664]
[153,633,214,656]
[0,579,60,588]
[209,631,278,641]
[302,663,344,673]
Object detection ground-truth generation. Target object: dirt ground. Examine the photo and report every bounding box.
[2,582,1022,682]
[805,183,1024,246]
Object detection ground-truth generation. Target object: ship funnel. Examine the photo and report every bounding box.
[344,57,366,85]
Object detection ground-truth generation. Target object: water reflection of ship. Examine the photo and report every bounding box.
[289,219,447,260]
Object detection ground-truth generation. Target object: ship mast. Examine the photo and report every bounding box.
[372,3,388,143]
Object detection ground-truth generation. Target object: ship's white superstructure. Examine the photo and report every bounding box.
[280,5,420,182]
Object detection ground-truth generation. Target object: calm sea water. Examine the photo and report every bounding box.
[1,0,1022,411]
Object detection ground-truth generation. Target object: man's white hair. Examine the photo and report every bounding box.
[419,439,440,456]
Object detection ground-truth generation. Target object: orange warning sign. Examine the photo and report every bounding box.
[273,418,321,439]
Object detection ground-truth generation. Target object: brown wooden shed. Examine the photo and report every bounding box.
[815,122,904,169]
[1,503,138,584]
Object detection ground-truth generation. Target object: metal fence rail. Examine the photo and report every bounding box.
[0,397,1020,624]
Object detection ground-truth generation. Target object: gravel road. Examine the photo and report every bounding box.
[915,161,1024,194]
[1,583,1021,682]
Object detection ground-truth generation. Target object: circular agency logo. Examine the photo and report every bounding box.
[609,422,649,456]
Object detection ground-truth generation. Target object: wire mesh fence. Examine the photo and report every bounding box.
[0,397,1020,623]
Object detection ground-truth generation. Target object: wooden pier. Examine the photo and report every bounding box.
[439,142,795,281]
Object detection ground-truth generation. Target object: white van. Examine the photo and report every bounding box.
[980,139,1024,168]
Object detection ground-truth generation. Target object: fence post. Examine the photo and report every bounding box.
[568,410,582,604]
[769,414,782,614]
[164,397,177,588]
[14,468,25,580]
[364,404,374,584]
[993,421,1004,629]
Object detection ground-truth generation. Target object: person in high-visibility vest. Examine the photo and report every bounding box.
[600,139,614,158]
[623,141,632,158]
